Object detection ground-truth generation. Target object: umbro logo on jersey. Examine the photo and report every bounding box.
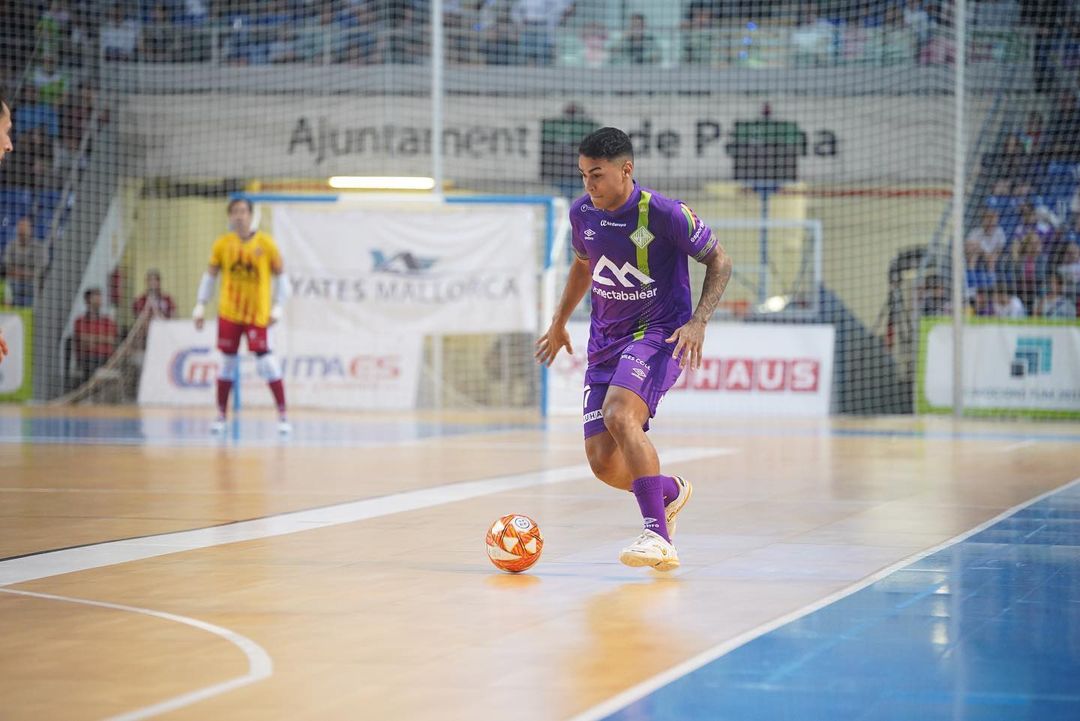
[592,255,655,288]
[584,229,596,238]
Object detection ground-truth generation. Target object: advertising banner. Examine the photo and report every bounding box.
[547,322,835,418]
[273,204,537,336]
[138,319,422,410]
[0,308,33,402]
[919,319,1080,418]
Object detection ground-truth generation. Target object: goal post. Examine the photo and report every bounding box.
[126,191,568,415]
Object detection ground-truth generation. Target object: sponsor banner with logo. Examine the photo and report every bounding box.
[273,204,536,335]
[138,319,421,410]
[547,322,834,417]
[918,318,1080,418]
[127,95,991,184]
[0,308,33,401]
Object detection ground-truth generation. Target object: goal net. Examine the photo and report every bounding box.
[2,1,1076,419]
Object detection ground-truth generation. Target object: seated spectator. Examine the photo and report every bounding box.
[100,3,142,62]
[35,0,71,58]
[579,21,609,68]
[1058,241,1080,286]
[970,286,993,316]
[30,54,69,107]
[478,1,520,66]
[340,1,382,65]
[1035,273,1076,319]
[298,2,346,63]
[612,13,660,66]
[73,287,118,379]
[1044,89,1080,161]
[965,209,1006,272]
[683,4,718,65]
[384,4,426,64]
[791,5,835,66]
[990,282,1026,318]
[1016,110,1044,155]
[52,126,84,185]
[513,0,574,67]
[1010,202,1055,250]
[1058,212,1080,266]
[132,268,176,319]
[15,87,59,140]
[2,217,47,306]
[903,0,931,55]
[1004,230,1044,311]
[142,3,177,62]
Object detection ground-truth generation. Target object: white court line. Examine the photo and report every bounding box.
[0,587,272,721]
[566,475,1080,721]
[0,445,729,721]
[0,446,730,588]
[996,440,1036,453]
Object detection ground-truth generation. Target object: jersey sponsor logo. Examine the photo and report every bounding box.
[583,409,604,423]
[371,249,438,274]
[600,220,627,227]
[228,258,260,280]
[592,255,655,288]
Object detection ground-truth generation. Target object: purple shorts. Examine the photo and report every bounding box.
[582,333,684,439]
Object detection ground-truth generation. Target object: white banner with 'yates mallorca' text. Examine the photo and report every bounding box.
[920,320,1080,416]
[138,319,421,410]
[272,203,537,336]
[547,322,835,418]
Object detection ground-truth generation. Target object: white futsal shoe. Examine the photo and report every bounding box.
[665,475,693,538]
[619,529,680,571]
[210,417,226,435]
[277,418,292,435]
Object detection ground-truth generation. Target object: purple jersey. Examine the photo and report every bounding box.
[570,181,718,364]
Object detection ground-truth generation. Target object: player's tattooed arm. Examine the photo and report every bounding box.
[691,244,732,326]
[667,243,732,369]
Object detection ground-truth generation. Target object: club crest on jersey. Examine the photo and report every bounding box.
[629,226,655,250]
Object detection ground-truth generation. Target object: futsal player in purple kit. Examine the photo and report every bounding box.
[536,127,733,571]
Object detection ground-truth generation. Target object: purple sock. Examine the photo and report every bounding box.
[660,475,680,506]
[631,476,671,542]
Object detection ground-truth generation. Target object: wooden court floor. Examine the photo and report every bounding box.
[1,406,1078,720]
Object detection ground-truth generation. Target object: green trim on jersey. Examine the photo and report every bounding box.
[633,190,652,341]
[679,203,696,235]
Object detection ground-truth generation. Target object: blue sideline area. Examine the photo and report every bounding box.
[604,481,1080,721]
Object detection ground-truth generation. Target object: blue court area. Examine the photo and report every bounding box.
[0,413,536,447]
[605,481,1080,721]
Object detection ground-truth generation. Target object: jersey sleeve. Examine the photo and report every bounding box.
[667,201,718,262]
[569,210,589,261]
[265,235,284,272]
[208,235,225,268]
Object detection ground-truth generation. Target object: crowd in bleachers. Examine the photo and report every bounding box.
[961,87,1080,319]
[1,1,1077,69]
[0,2,105,308]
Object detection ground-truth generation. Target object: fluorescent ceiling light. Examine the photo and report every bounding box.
[328,176,436,190]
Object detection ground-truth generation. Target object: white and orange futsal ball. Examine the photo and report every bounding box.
[485,514,543,573]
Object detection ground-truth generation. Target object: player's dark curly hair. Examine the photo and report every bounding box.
[578,127,633,161]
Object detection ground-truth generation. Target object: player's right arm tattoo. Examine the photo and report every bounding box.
[692,245,733,326]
